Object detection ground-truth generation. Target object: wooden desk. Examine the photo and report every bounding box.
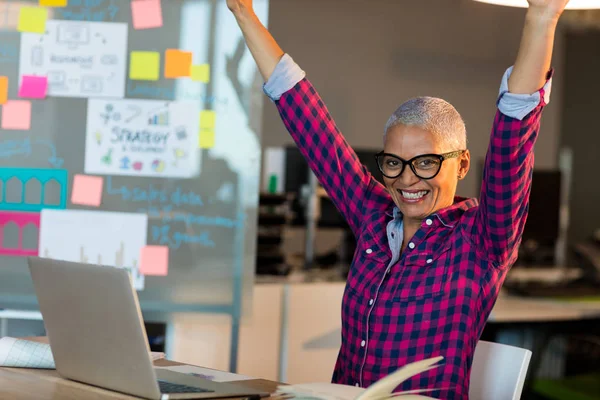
[0,359,280,400]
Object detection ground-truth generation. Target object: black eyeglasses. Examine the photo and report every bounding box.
[374,150,465,180]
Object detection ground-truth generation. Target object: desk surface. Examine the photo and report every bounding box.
[0,359,279,400]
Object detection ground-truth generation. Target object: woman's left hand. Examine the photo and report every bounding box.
[526,0,570,21]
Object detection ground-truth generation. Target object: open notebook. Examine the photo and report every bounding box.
[0,337,164,369]
[275,356,445,400]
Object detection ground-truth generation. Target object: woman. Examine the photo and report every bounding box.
[227,0,570,398]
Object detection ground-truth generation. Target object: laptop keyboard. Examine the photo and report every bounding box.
[158,380,215,394]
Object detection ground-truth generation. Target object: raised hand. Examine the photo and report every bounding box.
[527,0,570,20]
[226,0,253,16]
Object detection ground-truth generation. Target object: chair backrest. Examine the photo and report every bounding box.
[469,340,532,400]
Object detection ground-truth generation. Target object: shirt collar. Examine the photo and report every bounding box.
[387,196,478,228]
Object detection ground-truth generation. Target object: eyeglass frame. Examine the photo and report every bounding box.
[374,150,466,180]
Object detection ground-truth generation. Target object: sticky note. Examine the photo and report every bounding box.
[18,75,48,99]
[1,101,32,130]
[71,174,103,207]
[199,130,215,149]
[39,0,68,6]
[191,64,210,83]
[129,51,160,81]
[199,110,216,129]
[140,245,169,276]
[164,49,192,78]
[131,0,163,30]
[18,6,48,33]
[0,77,7,104]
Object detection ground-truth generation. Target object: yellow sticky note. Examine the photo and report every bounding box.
[39,0,68,6]
[18,6,48,33]
[129,51,160,81]
[199,110,216,130]
[0,77,8,105]
[199,130,215,149]
[191,64,210,83]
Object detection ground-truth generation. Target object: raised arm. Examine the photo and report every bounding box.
[469,0,569,265]
[227,0,283,81]
[227,0,378,236]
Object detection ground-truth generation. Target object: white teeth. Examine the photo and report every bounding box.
[401,190,428,200]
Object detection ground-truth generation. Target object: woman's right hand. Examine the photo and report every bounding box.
[226,0,253,17]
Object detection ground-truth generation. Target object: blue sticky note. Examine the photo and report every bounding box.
[0,168,68,212]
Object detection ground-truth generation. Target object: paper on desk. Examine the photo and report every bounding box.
[0,337,164,369]
[155,365,253,382]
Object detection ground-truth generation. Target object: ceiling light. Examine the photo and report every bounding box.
[473,0,600,9]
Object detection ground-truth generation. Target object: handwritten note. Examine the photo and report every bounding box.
[131,0,163,30]
[199,110,216,129]
[139,245,169,276]
[191,64,210,83]
[129,51,160,81]
[164,49,192,78]
[39,0,68,6]
[71,174,104,207]
[0,77,7,104]
[1,101,31,130]
[18,7,48,34]
[18,76,48,99]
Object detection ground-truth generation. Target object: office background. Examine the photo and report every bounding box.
[1,1,600,400]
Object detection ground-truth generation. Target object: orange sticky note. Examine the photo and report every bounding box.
[71,174,103,207]
[140,245,169,276]
[19,75,48,99]
[164,49,192,78]
[131,0,163,30]
[1,100,31,130]
[39,0,68,6]
[0,77,8,104]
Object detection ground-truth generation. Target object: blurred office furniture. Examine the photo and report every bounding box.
[256,193,294,275]
[532,335,600,400]
[281,146,383,269]
[469,341,531,400]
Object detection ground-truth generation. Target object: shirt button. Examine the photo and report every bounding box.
[369,299,374,306]
[365,248,373,254]
[361,340,366,347]
[427,259,433,264]
[355,383,360,387]
[426,219,433,226]
[408,242,415,249]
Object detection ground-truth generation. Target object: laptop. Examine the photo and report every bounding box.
[28,257,269,400]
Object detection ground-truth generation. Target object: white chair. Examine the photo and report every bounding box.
[469,340,532,400]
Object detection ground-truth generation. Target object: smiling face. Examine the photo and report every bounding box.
[383,124,470,225]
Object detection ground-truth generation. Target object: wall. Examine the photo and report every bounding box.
[560,29,600,245]
[260,0,565,199]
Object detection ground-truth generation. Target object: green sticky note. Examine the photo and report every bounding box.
[129,51,160,81]
[18,6,48,34]
[191,64,210,83]
[199,110,216,130]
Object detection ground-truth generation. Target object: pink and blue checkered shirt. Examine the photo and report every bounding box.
[264,55,552,399]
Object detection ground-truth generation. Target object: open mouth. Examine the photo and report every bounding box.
[397,189,429,203]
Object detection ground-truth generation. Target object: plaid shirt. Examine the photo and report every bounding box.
[269,62,551,399]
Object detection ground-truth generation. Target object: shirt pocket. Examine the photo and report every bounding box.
[392,244,451,302]
[345,227,389,298]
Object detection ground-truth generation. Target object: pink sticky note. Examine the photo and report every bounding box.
[1,100,32,130]
[131,0,163,30]
[140,245,169,276]
[18,75,48,99]
[71,174,104,207]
